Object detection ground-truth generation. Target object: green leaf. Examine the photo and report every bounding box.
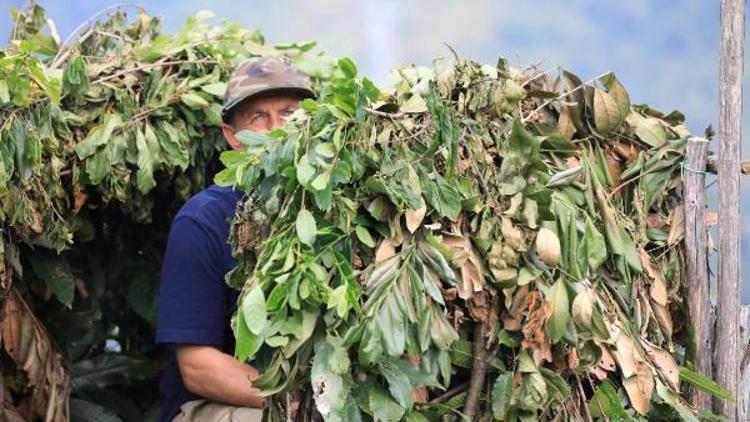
[180,92,209,108]
[242,285,267,335]
[377,294,406,356]
[679,366,733,401]
[492,373,513,419]
[583,216,607,271]
[0,80,9,103]
[296,209,317,246]
[420,173,461,221]
[589,380,629,419]
[75,114,123,159]
[311,170,331,191]
[312,340,348,419]
[625,112,667,147]
[27,250,75,308]
[382,363,413,409]
[546,279,570,343]
[355,225,375,248]
[508,118,540,167]
[297,155,315,185]
[327,339,351,375]
[127,267,158,324]
[338,57,357,78]
[369,387,405,421]
[316,142,336,158]
[63,56,89,98]
[235,310,263,362]
[655,379,700,422]
[200,82,227,97]
[69,399,123,422]
[135,128,156,194]
[72,354,160,392]
[327,284,350,318]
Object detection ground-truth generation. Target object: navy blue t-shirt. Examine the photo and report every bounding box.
[156,185,245,422]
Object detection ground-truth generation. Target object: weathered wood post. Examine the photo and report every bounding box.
[740,305,749,420]
[716,0,744,418]
[683,137,712,410]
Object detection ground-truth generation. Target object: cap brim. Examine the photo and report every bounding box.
[221,86,316,120]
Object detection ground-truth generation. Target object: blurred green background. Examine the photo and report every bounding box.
[3,0,748,302]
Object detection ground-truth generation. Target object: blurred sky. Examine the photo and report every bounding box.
[3,0,750,302]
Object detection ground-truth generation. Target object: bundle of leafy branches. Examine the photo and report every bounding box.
[0,4,336,421]
[219,44,733,422]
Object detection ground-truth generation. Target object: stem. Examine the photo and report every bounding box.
[92,59,218,85]
[463,320,490,418]
[427,381,470,405]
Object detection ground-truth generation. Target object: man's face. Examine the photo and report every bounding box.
[222,93,303,151]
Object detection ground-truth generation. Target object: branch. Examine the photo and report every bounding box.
[92,59,219,84]
[463,319,490,418]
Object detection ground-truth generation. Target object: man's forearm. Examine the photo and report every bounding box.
[176,345,264,408]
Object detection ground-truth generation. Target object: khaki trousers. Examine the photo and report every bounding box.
[172,399,263,422]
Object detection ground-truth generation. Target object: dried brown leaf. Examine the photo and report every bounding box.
[622,361,654,416]
[643,342,680,390]
[405,204,427,234]
[375,239,396,264]
[639,250,668,306]
[441,234,485,300]
[667,206,685,246]
[0,290,69,422]
[521,291,553,364]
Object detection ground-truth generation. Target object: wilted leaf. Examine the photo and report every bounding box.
[593,87,623,133]
[546,279,570,343]
[296,209,317,246]
[535,227,561,267]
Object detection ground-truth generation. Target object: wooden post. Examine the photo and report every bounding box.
[740,305,750,421]
[716,0,744,418]
[684,137,712,410]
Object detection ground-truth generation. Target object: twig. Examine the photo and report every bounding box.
[427,381,470,405]
[520,65,561,88]
[521,70,613,123]
[46,18,61,46]
[92,59,219,84]
[575,375,594,422]
[9,0,27,43]
[51,27,95,69]
[95,30,128,42]
[463,319,490,418]
[364,107,407,119]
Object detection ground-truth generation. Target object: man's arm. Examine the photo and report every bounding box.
[176,345,264,408]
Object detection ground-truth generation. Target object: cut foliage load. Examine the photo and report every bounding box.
[0,4,730,422]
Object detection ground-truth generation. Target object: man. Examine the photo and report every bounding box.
[156,56,315,422]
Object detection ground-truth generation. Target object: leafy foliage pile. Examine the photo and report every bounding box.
[1,3,730,422]
[220,49,732,420]
[0,4,336,421]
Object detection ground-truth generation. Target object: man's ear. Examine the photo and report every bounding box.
[222,123,243,151]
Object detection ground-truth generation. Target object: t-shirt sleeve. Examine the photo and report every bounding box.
[156,215,228,347]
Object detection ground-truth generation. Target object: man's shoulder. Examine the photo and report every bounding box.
[174,185,245,226]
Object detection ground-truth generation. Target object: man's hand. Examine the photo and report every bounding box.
[176,345,264,408]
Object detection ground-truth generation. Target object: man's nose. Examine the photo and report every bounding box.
[270,112,286,129]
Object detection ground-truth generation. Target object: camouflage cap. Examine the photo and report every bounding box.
[222,56,315,121]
